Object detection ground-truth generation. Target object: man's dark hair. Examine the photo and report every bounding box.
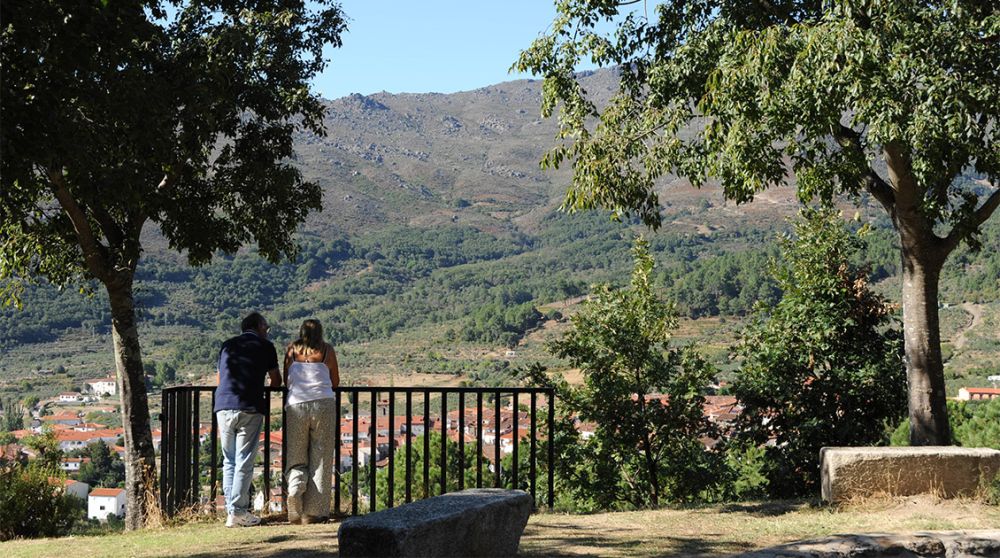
[241,312,265,333]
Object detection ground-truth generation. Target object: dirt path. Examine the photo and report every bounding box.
[954,302,985,351]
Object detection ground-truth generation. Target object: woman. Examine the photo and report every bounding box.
[283,319,340,524]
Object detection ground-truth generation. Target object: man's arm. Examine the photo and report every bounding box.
[267,367,282,388]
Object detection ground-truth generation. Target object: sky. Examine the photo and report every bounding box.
[313,1,565,100]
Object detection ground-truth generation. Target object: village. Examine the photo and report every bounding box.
[3,372,999,523]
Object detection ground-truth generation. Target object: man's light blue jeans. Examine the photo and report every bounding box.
[217,409,263,516]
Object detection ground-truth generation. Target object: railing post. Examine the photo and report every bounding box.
[369,389,377,513]
[210,389,218,513]
[494,391,501,488]
[352,391,359,516]
[547,389,555,509]
[192,389,201,506]
[334,389,341,516]
[159,389,169,515]
[457,391,465,491]
[476,392,483,488]
[512,392,519,490]
[530,392,537,505]
[387,395,395,508]
[405,391,412,504]
[263,390,271,513]
[439,392,447,495]
[423,391,430,499]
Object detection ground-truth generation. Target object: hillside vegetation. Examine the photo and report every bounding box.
[1,72,998,400]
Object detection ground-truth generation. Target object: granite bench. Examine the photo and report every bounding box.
[338,488,534,557]
[821,446,1000,503]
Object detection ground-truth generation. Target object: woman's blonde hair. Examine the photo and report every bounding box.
[292,319,324,354]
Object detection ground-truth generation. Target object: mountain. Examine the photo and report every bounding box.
[2,70,998,401]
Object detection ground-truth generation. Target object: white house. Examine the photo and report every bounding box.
[957,387,1000,401]
[60,457,91,472]
[58,393,82,404]
[88,488,126,521]
[85,377,117,397]
[62,479,90,500]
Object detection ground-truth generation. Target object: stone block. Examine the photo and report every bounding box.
[820,446,1000,503]
[737,530,1000,557]
[338,488,533,558]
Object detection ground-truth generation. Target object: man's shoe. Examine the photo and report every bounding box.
[225,514,235,528]
[228,511,261,527]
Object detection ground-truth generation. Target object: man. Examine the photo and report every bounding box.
[214,312,281,527]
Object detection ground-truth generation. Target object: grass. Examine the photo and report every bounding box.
[4,497,998,558]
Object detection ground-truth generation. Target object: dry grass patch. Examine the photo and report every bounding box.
[3,497,997,558]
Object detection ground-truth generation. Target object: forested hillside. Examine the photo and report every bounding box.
[1,71,997,400]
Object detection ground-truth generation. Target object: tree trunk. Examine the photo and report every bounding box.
[106,275,157,530]
[634,390,660,507]
[899,230,951,446]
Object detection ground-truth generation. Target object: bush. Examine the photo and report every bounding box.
[984,471,1000,506]
[0,464,80,540]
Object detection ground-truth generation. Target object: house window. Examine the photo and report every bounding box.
[100,505,105,510]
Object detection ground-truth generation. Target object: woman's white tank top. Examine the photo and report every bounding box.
[286,357,335,406]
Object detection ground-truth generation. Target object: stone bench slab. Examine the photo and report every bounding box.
[338,488,533,557]
[735,530,1000,557]
[821,446,1000,503]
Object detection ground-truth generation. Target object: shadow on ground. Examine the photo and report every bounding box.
[519,521,755,557]
[718,499,813,517]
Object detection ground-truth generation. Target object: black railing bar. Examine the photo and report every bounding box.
[352,392,359,516]
[457,391,465,492]
[405,391,412,504]
[512,392,519,490]
[334,391,342,516]
[192,390,200,503]
[281,388,288,515]
[423,391,429,499]
[440,394,447,496]
[333,386,555,395]
[263,391,272,512]
[369,389,377,514]
[494,391,501,489]
[548,391,555,509]
[530,392,537,504]
[476,392,483,489]
[210,389,218,510]
[387,395,395,509]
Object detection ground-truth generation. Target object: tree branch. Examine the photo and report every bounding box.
[943,187,1000,253]
[88,201,124,249]
[832,124,896,215]
[861,169,896,215]
[47,168,111,282]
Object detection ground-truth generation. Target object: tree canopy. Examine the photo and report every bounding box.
[517,0,999,444]
[550,238,719,508]
[0,0,346,528]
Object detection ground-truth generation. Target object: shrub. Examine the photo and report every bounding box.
[0,463,80,540]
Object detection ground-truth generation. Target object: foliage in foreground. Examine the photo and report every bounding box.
[518,0,1000,447]
[0,463,81,541]
[891,398,1000,450]
[733,209,907,497]
[548,238,720,509]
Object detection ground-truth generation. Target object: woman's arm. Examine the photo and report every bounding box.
[283,346,294,387]
[326,343,340,388]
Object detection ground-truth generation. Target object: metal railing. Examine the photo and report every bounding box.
[159,385,556,517]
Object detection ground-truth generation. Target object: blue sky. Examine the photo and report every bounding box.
[313,1,564,100]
